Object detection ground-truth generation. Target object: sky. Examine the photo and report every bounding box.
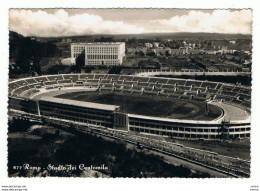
[9,9,252,37]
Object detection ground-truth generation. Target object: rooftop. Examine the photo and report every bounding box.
[71,42,125,46]
[39,96,120,111]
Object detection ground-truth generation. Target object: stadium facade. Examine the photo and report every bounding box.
[71,42,125,66]
[8,74,251,140]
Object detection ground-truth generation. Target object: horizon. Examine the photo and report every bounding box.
[10,30,252,39]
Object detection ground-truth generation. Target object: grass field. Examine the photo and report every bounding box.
[56,91,221,120]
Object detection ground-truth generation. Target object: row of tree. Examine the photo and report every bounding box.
[9,31,61,76]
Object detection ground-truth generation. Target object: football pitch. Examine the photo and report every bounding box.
[56,91,221,120]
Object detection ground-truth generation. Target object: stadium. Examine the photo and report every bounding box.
[8,73,251,140]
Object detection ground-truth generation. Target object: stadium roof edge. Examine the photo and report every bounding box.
[38,96,120,111]
[127,113,250,124]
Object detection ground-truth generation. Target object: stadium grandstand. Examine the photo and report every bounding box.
[8,74,251,140]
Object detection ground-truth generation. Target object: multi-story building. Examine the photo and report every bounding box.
[153,42,159,48]
[144,43,153,48]
[154,48,171,56]
[71,42,125,66]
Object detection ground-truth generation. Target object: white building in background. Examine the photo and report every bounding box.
[71,42,125,66]
[153,42,159,48]
[230,40,236,44]
[144,43,153,48]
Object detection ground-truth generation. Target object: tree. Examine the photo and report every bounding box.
[217,121,230,140]
[146,51,155,56]
[9,31,60,75]
[108,67,122,74]
[32,58,42,76]
[94,37,115,42]
[75,51,85,73]
[165,50,171,57]
[139,51,145,56]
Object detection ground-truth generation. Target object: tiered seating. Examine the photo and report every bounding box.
[190,87,204,92]
[206,89,218,94]
[44,81,58,86]
[100,79,112,84]
[239,89,251,95]
[106,75,121,81]
[27,83,42,89]
[131,85,144,91]
[220,91,238,97]
[123,81,136,85]
[144,86,153,91]
[162,84,175,89]
[197,93,210,99]
[215,83,223,89]
[232,99,243,105]
[232,87,242,92]
[86,79,99,83]
[113,88,123,93]
[12,86,30,96]
[242,101,251,108]
[237,94,251,101]
[122,88,132,93]
[119,75,134,82]
[215,95,233,101]
[152,86,162,91]
[63,74,79,82]
[137,82,149,87]
[173,90,185,95]
[8,74,252,112]
[102,74,109,79]
[148,78,168,84]
[46,86,54,90]
[132,77,149,83]
[192,97,207,102]
[221,85,234,91]
[74,84,84,87]
[47,75,63,81]
[94,74,106,80]
[34,76,49,82]
[103,84,113,88]
[148,83,162,89]
[115,80,124,85]
[168,94,180,99]
[143,91,158,96]
[14,80,28,86]
[114,84,123,89]
[25,78,37,84]
[163,89,176,94]
[177,86,191,91]
[158,92,168,97]
[179,95,192,100]
[27,84,36,89]
[185,80,202,87]
[216,84,252,108]
[123,85,132,90]
[9,83,19,93]
[79,74,94,80]
[201,82,218,89]
[58,79,72,84]
[63,84,74,87]
[186,91,197,96]
[131,89,142,94]
[167,79,186,86]
[12,88,23,96]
